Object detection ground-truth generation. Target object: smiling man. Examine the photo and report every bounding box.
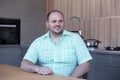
[20,10,92,78]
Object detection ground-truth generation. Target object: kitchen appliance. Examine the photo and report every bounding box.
[85,39,101,48]
[0,18,20,44]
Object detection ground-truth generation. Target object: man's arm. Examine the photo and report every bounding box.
[20,59,53,75]
[70,61,90,78]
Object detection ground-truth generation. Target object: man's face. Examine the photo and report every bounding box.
[46,12,64,34]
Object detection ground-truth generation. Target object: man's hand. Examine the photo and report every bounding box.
[36,66,54,75]
[21,59,54,75]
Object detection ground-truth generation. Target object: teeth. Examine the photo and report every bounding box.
[55,26,60,30]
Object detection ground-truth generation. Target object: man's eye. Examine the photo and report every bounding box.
[59,20,63,22]
[52,20,56,23]
[51,20,63,23]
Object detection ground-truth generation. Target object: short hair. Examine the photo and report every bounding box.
[46,10,64,21]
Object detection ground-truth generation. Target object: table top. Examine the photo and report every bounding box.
[0,64,85,80]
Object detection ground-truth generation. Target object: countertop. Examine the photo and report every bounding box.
[88,47,120,55]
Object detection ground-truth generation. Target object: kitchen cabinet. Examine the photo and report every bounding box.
[87,51,96,80]
[0,45,22,67]
[21,45,29,57]
[88,50,120,80]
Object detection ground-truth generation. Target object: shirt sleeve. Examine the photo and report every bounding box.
[74,35,92,65]
[23,40,39,64]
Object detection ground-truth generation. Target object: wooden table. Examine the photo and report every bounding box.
[0,64,85,80]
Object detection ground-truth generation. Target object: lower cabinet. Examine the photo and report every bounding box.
[96,65,120,80]
[88,51,120,80]
[0,46,22,67]
[87,51,96,80]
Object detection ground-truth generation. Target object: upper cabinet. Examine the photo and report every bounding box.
[46,0,120,48]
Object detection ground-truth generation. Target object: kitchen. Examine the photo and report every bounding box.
[0,0,120,80]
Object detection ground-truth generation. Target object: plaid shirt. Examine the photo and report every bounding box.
[24,30,92,76]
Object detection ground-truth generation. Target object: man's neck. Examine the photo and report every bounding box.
[50,32,62,43]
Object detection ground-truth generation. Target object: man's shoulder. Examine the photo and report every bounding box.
[32,32,49,44]
[64,30,79,37]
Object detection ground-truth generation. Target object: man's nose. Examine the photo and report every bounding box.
[56,21,60,25]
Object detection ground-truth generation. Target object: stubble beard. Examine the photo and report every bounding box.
[53,29,63,36]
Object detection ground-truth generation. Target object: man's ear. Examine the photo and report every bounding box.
[46,21,49,28]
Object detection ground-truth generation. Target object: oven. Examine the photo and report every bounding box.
[0,18,20,45]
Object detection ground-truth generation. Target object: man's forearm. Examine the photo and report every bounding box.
[20,59,40,73]
[70,61,90,78]
[20,59,54,75]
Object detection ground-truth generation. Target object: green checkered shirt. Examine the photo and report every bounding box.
[24,30,92,76]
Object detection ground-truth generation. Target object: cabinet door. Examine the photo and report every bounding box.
[88,51,120,80]
[0,47,22,67]
[21,45,29,57]
[87,51,97,80]
[97,53,120,66]
[95,53,120,80]
[96,65,120,80]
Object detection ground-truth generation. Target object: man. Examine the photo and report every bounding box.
[21,10,92,78]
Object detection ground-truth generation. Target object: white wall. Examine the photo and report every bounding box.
[0,0,46,45]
